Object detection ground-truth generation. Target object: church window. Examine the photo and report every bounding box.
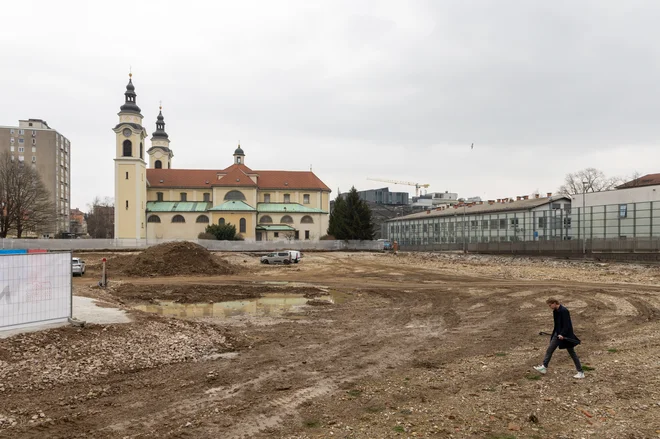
[237,157,241,164]
[259,215,272,224]
[240,218,246,233]
[140,142,143,159]
[203,193,210,202]
[147,215,161,223]
[281,215,293,224]
[180,193,187,201]
[172,215,185,223]
[264,194,271,203]
[122,140,132,157]
[155,160,162,169]
[301,215,314,224]
[125,172,129,180]
[196,215,209,223]
[303,194,310,204]
[224,190,246,201]
[218,218,225,225]
[125,200,129,209]
[156,192,163,201]
[284,194,290,203]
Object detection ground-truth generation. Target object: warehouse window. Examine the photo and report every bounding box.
[619,204,627,218]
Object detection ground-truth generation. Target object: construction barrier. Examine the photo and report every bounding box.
[0,251,72,330]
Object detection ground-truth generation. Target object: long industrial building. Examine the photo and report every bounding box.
[384,193,572,245]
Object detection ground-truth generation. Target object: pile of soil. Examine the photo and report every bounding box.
[108,242,236,277]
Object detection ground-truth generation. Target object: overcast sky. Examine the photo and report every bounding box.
[3,0,660,209]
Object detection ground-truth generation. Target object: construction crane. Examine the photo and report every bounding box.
[367,178,430,197]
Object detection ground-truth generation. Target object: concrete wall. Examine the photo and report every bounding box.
[0,238,382,252]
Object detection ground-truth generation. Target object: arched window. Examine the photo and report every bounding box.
[239,218,246,233]
[224,190,246,201]
[122,140,132,157]
[196,215,209,223]
[301,215,314,224]
[218,218,225,225]
[147,215,161,223]
[259,215,272,224]
[172,215,185,223]
[280,215,293,224]
[154,160,162,169]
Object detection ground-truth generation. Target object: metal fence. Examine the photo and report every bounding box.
[0,238,383,252]
[0,251,72,330]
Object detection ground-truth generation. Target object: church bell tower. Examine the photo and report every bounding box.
[113,73,147,239]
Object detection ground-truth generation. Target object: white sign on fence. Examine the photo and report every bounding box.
[0,252,72,330]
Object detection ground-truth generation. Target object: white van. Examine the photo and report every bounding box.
[287,250,302,263]
[260,252,292,264]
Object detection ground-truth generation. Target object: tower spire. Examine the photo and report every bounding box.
[119,71,142,114]
[151,103,169,139]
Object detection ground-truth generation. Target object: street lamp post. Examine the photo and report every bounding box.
[462,204,467,253]
[582,181,588,255]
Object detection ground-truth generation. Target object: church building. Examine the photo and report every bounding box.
[113,75,331,241]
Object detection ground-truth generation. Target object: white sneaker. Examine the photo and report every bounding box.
[573,371,585,379]
[533,365,547,374]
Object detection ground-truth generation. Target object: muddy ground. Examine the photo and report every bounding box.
[1,251,659,439]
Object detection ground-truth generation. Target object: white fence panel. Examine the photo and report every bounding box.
[0,252,72,330]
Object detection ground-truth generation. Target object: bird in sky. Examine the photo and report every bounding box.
[471,143,474,150]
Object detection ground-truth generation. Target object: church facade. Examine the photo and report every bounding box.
[113,75,331,241]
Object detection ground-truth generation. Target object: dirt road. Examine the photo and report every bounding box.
[1,251,658,438]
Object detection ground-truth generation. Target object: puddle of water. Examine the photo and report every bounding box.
[134,292,346,320]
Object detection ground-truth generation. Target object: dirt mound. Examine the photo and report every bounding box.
[108,241,236,277]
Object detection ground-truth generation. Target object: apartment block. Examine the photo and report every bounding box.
[0,119,71,237]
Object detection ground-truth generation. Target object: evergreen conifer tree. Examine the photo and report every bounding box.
[327,187,375,240]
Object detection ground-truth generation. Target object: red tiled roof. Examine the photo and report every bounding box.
[256,170,331,191]
[146,167,330,191]
[217,166,257,187]
[617,173,660,189]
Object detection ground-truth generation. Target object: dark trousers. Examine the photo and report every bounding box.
[543,336,582,372]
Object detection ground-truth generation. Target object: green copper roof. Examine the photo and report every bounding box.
[256,225,296,231]
[208,200,256,211]
[146,201,211,212]
[257,203,326,213]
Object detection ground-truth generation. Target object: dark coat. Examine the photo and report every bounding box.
[552,305,581,349]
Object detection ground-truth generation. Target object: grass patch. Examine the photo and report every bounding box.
[303,419,320,428]
[364,406,384,413]
[607,348,618,353]
[495,352,507,357]
[582,365,595,371]
[404,377,410,381]
[347,389,362,397]
[393,425,405,433]
[525,374,542,381]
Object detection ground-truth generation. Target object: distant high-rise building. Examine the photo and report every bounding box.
[0,119,71,237]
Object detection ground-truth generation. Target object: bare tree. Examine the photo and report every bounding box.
[86,196,114,239]
[0,152,55,238]
[558,168,623,195]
